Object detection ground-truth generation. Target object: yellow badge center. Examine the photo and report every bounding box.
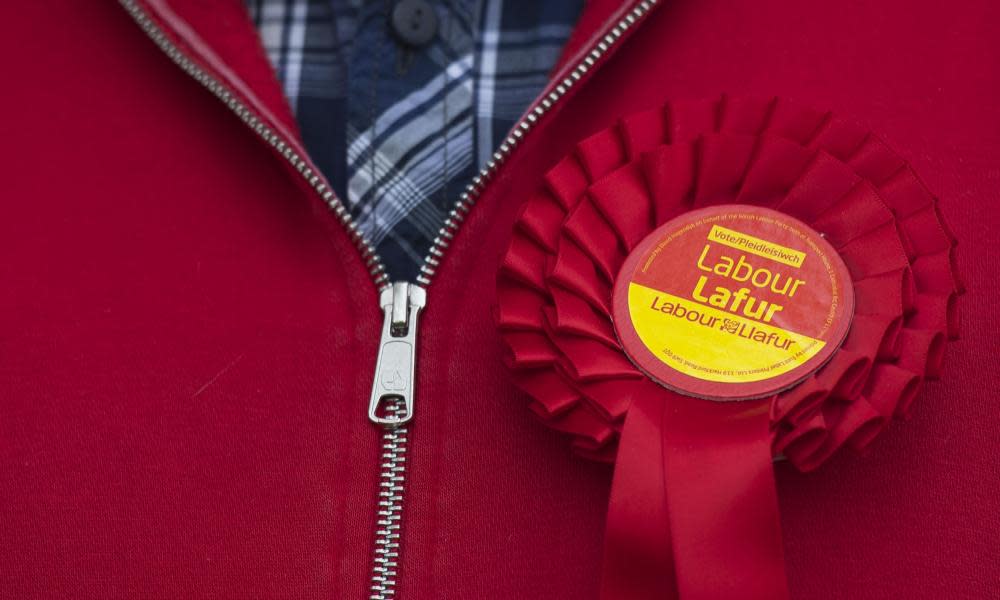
[627,283,826,383]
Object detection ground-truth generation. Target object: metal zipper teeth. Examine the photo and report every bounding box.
[415,0,658,288]
[117,0,391,292]
[370,400,406,600]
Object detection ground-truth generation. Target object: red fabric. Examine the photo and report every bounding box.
[1,2,998,600]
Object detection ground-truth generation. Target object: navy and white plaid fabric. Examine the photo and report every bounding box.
[246,0,582,281]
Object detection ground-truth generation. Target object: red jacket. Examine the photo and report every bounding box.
[2,1,997,598]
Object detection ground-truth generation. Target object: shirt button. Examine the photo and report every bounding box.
[390,0,438,48]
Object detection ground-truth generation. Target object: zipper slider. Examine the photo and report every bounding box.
[368,282,426,428]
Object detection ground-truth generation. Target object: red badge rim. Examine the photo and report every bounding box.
[612,204,856,401]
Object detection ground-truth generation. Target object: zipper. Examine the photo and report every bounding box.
[117,1,657,597]
[366,282,423,599]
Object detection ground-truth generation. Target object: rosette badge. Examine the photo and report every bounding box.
[495,96,961,600]
[613,204,855,401]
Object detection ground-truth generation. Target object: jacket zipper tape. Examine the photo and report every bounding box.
[117,1,657,597]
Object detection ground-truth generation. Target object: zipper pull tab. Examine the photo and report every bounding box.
[368,282,426,428]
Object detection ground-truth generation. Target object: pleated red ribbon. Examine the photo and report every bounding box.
[495,95,962,599]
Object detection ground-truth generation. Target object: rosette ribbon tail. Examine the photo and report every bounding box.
[601,392,788,600]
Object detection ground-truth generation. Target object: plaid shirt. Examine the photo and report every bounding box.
[246,0,582,281]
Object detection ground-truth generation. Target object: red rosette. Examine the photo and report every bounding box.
[498,95,961,470]
[496,96,961,599]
